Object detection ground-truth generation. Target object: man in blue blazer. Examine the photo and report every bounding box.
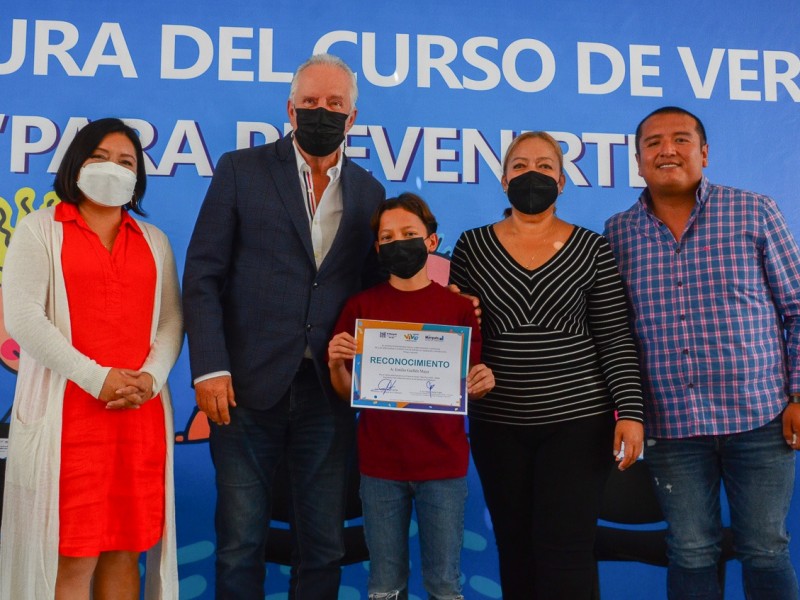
[183,54,385,599]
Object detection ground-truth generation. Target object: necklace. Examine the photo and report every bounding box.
[101,236,116,252]
[77,205,121,253]
[525,239,566,269]
[507,220,558,270]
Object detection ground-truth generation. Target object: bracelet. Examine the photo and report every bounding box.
[790,396,800,404]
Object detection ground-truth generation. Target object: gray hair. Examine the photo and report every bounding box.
[289,53,358,108]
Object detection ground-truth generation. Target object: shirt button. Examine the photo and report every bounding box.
[682,349,689,355]
[688,383,694,389]
[675,247,681,254]
[680,314,686,321]
[676,281,683,287]
[312,282,319,289]
[306,324,312,332]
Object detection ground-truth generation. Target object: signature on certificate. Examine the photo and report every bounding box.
[372,379,397,396]
[426,381,436,397]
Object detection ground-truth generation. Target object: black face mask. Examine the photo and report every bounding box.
[506,170,559,215]
[378,237,429,279]
[293,107,348,157]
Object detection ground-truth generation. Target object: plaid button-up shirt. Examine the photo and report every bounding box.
[605,177,800,438]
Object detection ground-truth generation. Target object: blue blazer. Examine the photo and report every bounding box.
[183,135,385,409]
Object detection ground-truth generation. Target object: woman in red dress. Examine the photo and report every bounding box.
[0,118,183,599]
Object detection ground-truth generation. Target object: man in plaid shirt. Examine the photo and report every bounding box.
[605,106,800,600]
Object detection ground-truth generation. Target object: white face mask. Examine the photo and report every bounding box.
[76,161,137,207]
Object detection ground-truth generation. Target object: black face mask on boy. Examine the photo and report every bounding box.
[378,237,429,279]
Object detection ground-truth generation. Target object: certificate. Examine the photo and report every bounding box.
[351,319,471,415]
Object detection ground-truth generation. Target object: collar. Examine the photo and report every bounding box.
[55,201,143,234]
[292,137,344,180]
[637,175,710,216]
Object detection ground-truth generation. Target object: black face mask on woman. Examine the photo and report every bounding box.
[293,107,348,157]
[378,237,429,279]
[506,170,559,215]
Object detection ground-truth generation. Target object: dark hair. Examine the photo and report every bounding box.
[54,118,147,216]
[635,106,707,154]
[370,192,438,238]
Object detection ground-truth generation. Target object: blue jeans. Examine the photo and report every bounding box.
[209,362,356,600]
[360,474,467,600]
[646,416,799,600]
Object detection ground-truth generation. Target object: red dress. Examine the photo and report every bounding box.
[57,202,166,557]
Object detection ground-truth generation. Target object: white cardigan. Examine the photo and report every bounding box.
[0,207,183,599]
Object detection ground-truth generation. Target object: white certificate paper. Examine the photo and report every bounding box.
[351,319,471,415]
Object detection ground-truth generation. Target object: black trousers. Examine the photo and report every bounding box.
[470,412,615,600]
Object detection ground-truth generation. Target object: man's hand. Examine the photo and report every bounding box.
[783,402,800,450]
[196,375,237,425]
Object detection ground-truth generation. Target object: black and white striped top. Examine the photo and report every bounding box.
[449,224,644,426]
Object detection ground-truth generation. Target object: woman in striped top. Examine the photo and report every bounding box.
[449,131,644,599]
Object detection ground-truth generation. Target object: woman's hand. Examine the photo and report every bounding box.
[467,363,494,400]
[100,368,154,410]
[613,419,644,471]
[448,284,482,324]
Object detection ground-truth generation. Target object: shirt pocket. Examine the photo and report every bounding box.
[695,233,763,300]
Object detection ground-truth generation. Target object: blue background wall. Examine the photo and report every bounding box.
[2,2,800,598]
